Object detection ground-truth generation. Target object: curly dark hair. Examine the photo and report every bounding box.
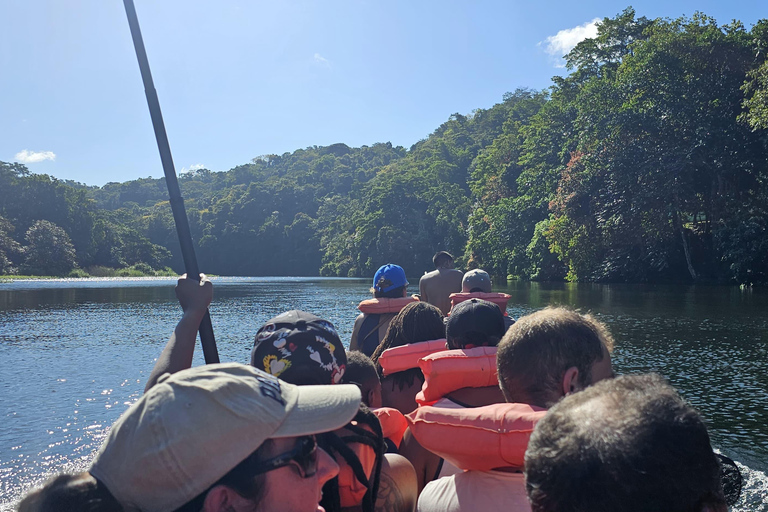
[370,302,445,390]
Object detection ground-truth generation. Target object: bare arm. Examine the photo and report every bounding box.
[399,428,441,494]
[376,454,417,512]
[144,274,213,393]
[418,277,428,304]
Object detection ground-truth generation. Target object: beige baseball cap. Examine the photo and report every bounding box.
[90,363,361,512]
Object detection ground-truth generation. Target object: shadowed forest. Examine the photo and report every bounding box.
[2,9,768,284]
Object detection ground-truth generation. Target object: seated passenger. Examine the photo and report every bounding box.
[370,302,445,415]
[525,373,729,512]
[416,307,615,512]
[345,351,409,453]
[18,363,360,512]
[145,275,417,512]
[250,309,349,386]
[448,269,514,330]
[350,264,418,356]
[344,350,383,409]
[419,251,463,316]
[400,298,506,491]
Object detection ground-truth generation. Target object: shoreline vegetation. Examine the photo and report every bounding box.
[1,8,768,286]
[0,264,177,280]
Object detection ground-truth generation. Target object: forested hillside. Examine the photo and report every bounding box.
[2,9,768,284]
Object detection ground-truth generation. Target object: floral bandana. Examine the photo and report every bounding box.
[251,310,347,386]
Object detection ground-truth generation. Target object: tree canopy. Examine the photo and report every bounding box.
[2,8,767,284]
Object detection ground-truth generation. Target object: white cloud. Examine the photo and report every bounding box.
[14,149,56,163]
[313,53,331,67]
[181,163,206,173]
[541,18,600,67]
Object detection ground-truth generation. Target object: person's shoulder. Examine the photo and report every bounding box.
[418,475,459,511]
[423,473,457,491]
[379,454,418,512]
[467,469,525,482]
[383,453,417,479]
[420,270,438,281]
[455,470,527,496]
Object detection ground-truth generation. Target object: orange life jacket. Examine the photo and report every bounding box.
[405,402,547,471]
[415,346,498,406]
[336,421,378,508]
[358,296,419,314]
[449,292,511,315]
[377,339,447,377]
[373,407,409,449]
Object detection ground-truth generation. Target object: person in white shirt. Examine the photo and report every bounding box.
[417,307,615,512]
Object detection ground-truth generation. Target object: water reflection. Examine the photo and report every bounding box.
[1,277,766,510]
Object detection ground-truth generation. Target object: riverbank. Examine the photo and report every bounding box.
[0,264,177,280]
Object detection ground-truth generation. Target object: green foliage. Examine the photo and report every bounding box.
[22,220,78,276]
[0,215,21,274]
[742,59,768,130]
[740,20,768,130]
[2,8,767,283]
[83,264,177,277]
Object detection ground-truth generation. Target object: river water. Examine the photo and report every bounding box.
[0,277,766,509]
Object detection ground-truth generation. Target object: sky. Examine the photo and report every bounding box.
[0,1,763,186]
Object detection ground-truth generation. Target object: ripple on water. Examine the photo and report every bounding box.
[738,463,768,511]
[2,278,768,510]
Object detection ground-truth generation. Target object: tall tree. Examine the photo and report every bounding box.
[0,216,21,274]
[22,220,78,276]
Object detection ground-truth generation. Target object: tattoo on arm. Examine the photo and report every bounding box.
[375,470,406,512]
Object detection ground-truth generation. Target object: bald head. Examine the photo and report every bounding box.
[525,373,727,512]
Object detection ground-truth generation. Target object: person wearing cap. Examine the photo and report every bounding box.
[399,299,507,492]
[461,268,492,293]
[447,269,514,330]
[415,307,615,512]
[251,309,348,386]
[418,251,463,316]
[143,275,418,512]
[251,309,420,512]
[350,264,418,356]
[445,298,506,351]
[525,373,733,512]
[18,363,361,512]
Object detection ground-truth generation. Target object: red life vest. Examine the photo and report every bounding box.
[377,339,447,377]
[335,421,378,507]
[449,292,511,315]
[373,407,409,449]
[415,346,498,406]
[406,402,547,471]
[358,296,419,314]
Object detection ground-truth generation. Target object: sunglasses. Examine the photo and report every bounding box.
[251,436,319,479]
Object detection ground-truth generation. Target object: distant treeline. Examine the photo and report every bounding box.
[2,9,768,284]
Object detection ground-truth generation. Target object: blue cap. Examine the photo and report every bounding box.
[373,264,409,293]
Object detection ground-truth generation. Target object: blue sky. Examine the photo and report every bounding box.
[0,1,763,186]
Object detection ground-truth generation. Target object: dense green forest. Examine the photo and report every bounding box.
[2,9,768,284]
